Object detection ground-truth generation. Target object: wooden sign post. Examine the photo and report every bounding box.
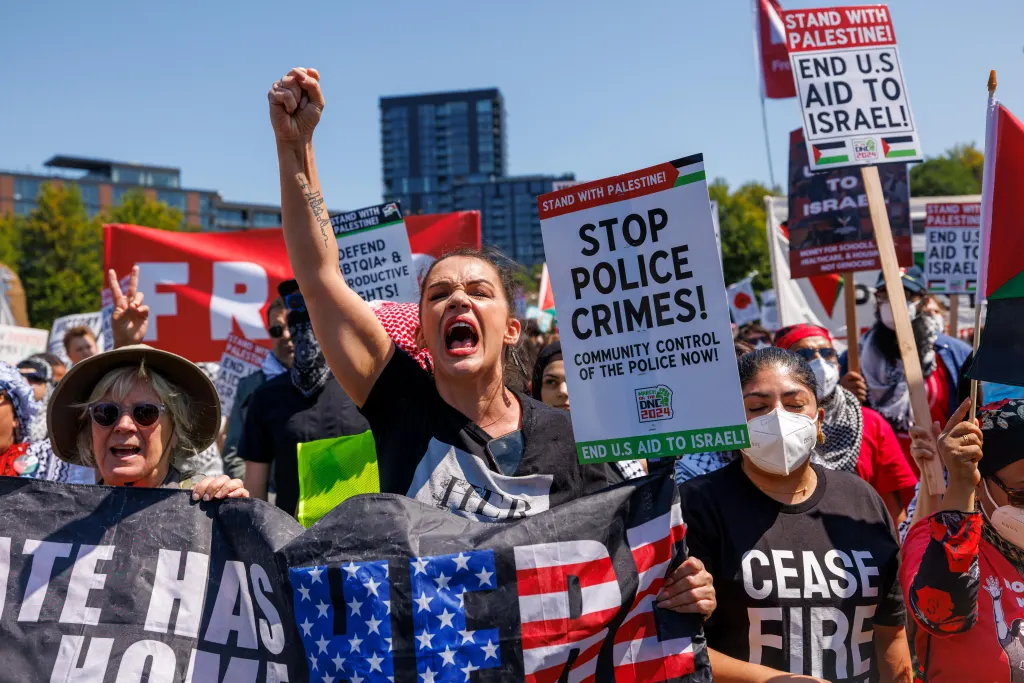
[843,272,860,372]
[949,295,960,338]
[862,167,945,494]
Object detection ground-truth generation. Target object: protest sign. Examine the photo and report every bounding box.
[48,312,104,364]
[787,127,911,277]
[0,475,709,682]
[330,202,417,303]
[214,333,271,416]
[760,289,781,331]
[727,278,761,325]
[0,324,48,365]
[105,217,477,361]
[784,5,922,171]
[924,202,981,293]
[538,154,749,464]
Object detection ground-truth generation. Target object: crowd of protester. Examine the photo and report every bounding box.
[7,65,1024,681]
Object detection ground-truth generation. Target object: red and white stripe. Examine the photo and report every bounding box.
[514,541,622,683]
[613,502,694,683]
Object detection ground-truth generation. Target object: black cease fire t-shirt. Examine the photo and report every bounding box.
[679,461,904,683]
[359,349,623,522]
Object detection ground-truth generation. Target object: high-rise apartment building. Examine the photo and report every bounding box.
[381,89,571,266]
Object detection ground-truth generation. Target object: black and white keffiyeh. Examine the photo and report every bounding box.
[812,385,863,473]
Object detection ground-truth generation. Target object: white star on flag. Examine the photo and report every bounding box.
[452,552,471,571]
[331,654,345,671]
[347,597,363,616]
[309,653,318,671]
[298,585,311,602]
[458,629,475,644]
[366,616,382,634]
[461,662,479,680]
[367,652,385,672]
[343,561,359,578]
[421,667,437,683]
[436,609,456,630]
[383,599,391,614]
[475,567,493,587]
[439,646,457,667]
[308,566,324,584]
[350,675,364,683]
[300,618,314,637]
[321,674,335,683]
[364,576,382,597]
[412,557,430,575]
[315,600,329,619]
[416,629,435,650]
[481,640,499,660]
[316,635,330,654]
[434,572,451,591]
[414,593,433,612]
[455,588,466,609]
[349,634,363,653]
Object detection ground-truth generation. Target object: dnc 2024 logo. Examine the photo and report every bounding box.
[853,138,879,162]
[635,385,673,423]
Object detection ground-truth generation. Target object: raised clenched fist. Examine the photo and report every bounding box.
[268,67,324,146]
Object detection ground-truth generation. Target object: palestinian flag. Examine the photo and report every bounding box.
[882,135,917,159]
[812,141,849,166]
[538,262,556,314]
[967,102,1024,386]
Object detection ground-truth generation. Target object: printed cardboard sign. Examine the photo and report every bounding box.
[330,202,417,303]
[538,154,749,464]
[924,202,981,293]
[728,278,761,325]
[0,325,48,365]
[214,333,270,416]
[48,312,105,365]
[787,127,911,277]
[783,5,922,170]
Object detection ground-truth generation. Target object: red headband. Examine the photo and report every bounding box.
[774,324,832,350]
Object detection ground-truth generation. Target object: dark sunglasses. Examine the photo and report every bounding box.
[990,475,1024,507]
[284,292,305,312]
[268,324,285,339]
[88,402,166,428]
[793,347,838,363]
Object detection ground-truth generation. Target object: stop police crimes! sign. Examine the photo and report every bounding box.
[537,154,749,465]
[784,5,922,171]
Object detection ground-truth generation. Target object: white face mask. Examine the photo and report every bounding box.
[808,357,840,401]
[983,479,1024,549]
[879,300,918,330]
[743,407,819,476]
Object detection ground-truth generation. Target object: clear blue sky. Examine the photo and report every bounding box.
[3,1,1022,207]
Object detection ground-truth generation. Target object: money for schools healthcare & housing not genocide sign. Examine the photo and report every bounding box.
[787,127,911,278]
[784,5,922,171]
[538,154,749,465]
[0,475,709,682]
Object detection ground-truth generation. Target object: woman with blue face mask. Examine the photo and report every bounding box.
[680,347,912,682]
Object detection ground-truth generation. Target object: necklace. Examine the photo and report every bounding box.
[477,389,514,431]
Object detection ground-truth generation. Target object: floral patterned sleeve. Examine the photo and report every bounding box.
[901,510,982,635]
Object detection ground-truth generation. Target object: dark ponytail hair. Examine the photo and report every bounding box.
[419,246,529,390]
[738,347,819,408]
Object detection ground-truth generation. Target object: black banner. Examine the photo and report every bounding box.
[0,474,708,682]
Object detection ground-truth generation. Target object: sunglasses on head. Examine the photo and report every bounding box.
[88,402,166,428]
[793,347,838,363]
[990,475,1024,507]
[284,292,305,312]
[268,324,285,339]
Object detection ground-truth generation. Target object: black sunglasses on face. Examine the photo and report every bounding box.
[990,475,1024,507]
[88,402,166,428]
[268,324,285,339]
[793,347,838,363]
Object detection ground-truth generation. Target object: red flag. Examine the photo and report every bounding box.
[538,263,555,313]
[405,211,481,257]
[756,0,796,99]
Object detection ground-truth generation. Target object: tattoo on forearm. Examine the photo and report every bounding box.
[298,175,332,249]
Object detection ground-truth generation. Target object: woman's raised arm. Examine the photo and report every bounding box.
[269,67,394,406]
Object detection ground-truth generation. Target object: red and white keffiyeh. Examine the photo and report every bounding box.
[368,301,433,374]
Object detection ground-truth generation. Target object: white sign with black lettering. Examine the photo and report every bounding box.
[214,334,270,417]
[924,202,981,294]
[330,202,417,303]
[784,5,922,170]
[48,312,104,365]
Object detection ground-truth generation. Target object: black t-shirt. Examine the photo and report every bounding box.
[679,461,904,683]
[240,373,371,516]
[359,349,622,521]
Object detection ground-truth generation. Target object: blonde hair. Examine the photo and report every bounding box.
[73,361,198,469]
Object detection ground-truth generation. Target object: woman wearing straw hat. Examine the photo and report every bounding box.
[47,343,248,499]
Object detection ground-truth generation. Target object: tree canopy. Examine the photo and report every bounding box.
[909,143,983,196]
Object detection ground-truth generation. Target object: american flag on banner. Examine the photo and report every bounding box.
[283,474,710,682]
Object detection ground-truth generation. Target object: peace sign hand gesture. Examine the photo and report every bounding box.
[109,266,149,349]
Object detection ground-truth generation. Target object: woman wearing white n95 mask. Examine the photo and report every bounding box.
[679,347,911,683]
[775,324,918,527]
